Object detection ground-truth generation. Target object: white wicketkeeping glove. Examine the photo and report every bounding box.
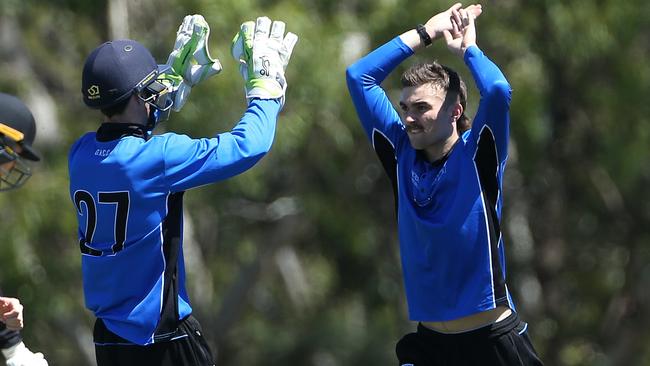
[2,342,48,366]
[165,14,222,111]
[155,69,190,113]
[231,16,298,106]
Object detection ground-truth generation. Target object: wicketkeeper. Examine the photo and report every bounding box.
[68,15,297,366]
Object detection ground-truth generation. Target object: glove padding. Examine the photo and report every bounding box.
[155,69,191,112]
[231,16,298,105]
[165,14,222,111]
[167,14,222,85]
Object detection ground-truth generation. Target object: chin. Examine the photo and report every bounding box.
[407,135,425,150]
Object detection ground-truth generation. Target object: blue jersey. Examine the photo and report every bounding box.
[68,99,280,345]
[346,37,513,322]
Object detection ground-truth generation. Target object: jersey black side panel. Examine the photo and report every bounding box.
[154,191,185,340]
[474,127,507,305]
[373,130,399,217]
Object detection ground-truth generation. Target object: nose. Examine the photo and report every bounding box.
[403,111,415,124]
[403,113,416,125]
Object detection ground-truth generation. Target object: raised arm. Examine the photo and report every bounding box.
[444,5,511,162]
[345,38,412,146]
[165,16,297,192]
[163,98,281,192]
[346,3,484,147]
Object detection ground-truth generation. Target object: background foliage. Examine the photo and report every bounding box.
[1,0,649,365]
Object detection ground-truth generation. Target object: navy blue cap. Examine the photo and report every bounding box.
[0,93,40,161]
[82,39,158,109]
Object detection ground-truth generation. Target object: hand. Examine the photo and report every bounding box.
[424,3,482,41]
[443,5,480,58]
[165,14,222,112]
[231,16,298,105]
[166,14,222,86]
[0,297,24,331]
[2,342,48,366]
[156,67,192,112]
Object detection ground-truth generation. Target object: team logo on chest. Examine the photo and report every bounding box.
[410,164,446,207]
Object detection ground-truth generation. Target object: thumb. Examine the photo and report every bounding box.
[466,4,483,19]
[464,14,477,45]
[448,2,462,13]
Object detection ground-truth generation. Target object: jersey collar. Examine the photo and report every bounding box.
[96,123,148,142]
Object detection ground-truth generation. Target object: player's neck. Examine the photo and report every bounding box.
[423,134,459,164]
[103,97,148,125]
[103,110,147,126]
[104,118,145,125]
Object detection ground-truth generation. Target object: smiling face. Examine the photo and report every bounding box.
[399,83,460,158]
[399,62,468,162]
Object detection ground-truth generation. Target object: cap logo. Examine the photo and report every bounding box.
[87,85,101,100]
[124,45,133,52]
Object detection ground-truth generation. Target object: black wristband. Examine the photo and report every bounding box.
[416,24,432,47]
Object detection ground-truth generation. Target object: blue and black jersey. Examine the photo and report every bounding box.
[346,37,513,322]
[68,99,280,345]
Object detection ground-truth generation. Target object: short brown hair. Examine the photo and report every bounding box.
[401,62,470,133]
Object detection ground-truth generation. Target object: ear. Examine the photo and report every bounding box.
[450,102,463,122]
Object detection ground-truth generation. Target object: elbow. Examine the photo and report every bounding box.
[486,80,512,105]
[346,64,363,85]
[346,64,369,97]
[242,136,273,162]
[253,143,272,159]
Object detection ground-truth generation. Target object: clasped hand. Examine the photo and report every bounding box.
[424,3,482,57]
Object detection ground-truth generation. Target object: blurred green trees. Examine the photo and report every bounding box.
[1,0,649,365]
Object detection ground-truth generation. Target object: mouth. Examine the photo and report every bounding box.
[406,126,424,134]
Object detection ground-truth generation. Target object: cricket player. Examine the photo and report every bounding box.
[0,92,48,366]
[346,3,543,365]
[68,16,297,365]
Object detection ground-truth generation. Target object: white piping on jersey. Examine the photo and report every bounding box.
[495,159,507,248]
[472,124,499,309]
[505,283,515,309]
[477,187,496,308]
[170,334,189,341]
[94,341,140,346]
[371,127,401,206]
[371,127,396,153]
[518,322,528,335]
[151,191,171,344]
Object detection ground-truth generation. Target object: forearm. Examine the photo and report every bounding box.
[464,46,510,96]
[225,98,281,159]
[347,37,413,87]
[198,99,279,182]
[164,98,281,191]
[346,37,412,139]
[399,29,426,52]
[465,46,511,162]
